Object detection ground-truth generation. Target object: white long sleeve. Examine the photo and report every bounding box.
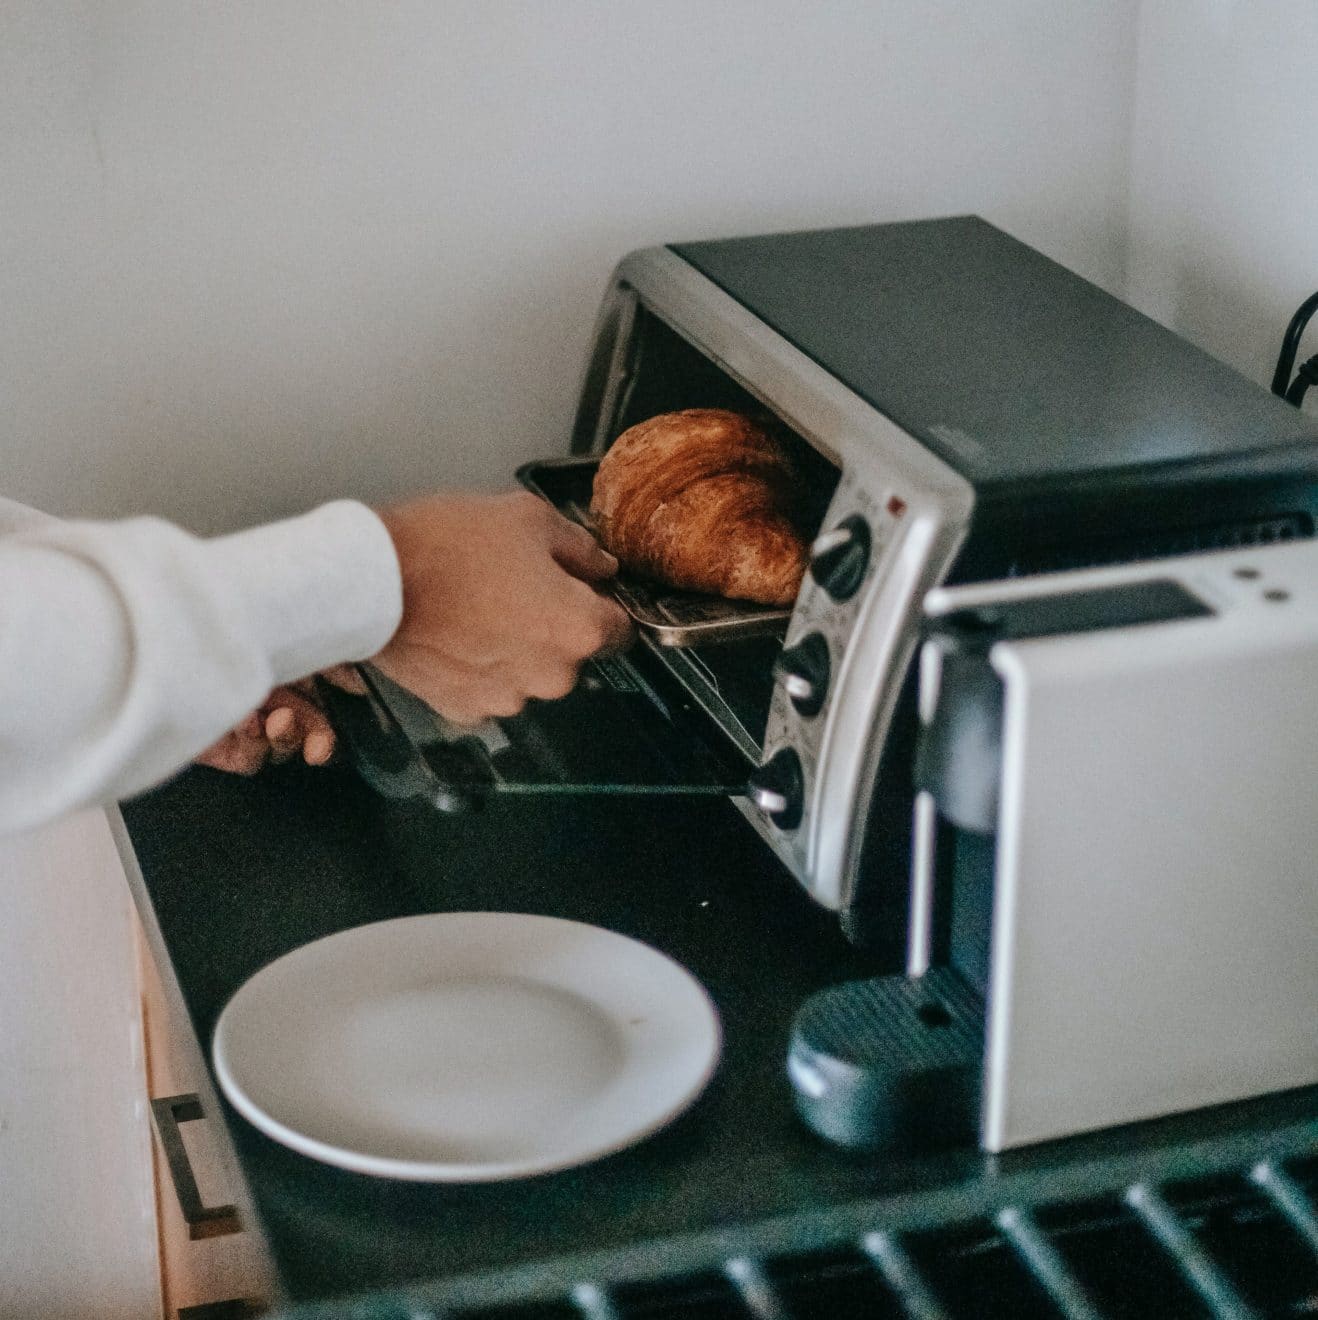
[0,498,402,834]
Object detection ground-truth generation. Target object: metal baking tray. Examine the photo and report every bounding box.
[516,456,793,647]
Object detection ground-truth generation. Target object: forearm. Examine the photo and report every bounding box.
[0,501,401,834]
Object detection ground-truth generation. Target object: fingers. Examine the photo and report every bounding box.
[520,660,582,703]
[546,512,619,583]
[535,505,631,651]
[262,706,299,762]
[377,655,523,729]
[562,577,635,657]
[196,727,269,776]
[262,688,337,766]
[514,586,631,704]
[597,593,635,654]
[369,489,635,728]
[198,682,343,777]
[383,573,632,724]
[303,728,335,766]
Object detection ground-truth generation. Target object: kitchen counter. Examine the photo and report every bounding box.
[120,763,886,1304]
[119,763,1318,1316]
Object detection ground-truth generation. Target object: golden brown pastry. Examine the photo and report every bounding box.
[590,408,808,606]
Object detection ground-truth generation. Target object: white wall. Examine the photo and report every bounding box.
[0,1,1139,533]
[1125,0,1318,410]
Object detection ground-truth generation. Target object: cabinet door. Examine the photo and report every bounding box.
[0,809,161,1320]
[136,902,276,1318]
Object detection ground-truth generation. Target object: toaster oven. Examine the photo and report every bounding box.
[330,216,1318,957]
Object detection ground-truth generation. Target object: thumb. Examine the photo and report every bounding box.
[549,516,619,583]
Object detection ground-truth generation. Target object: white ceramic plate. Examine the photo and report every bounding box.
[212,913,721,1182]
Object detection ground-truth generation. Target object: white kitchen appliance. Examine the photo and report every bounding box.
[790,539,1318,1151]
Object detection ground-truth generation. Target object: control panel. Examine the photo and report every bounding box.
[745,472,917,880]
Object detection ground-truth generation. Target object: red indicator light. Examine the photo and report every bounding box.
[887,494,907,517]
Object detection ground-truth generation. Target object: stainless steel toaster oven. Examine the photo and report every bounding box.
[330,216,1318,956]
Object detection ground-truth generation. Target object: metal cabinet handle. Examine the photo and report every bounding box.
[150,1094,242,1240]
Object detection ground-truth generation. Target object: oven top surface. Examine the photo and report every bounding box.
[672,217,1318,490]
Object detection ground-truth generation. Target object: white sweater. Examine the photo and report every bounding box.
[0,497,402,834]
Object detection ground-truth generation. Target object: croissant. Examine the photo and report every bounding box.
[590,408,809,606]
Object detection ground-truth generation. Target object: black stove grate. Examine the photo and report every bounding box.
[277,1149,1318,1320]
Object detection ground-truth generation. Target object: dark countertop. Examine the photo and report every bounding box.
[122,765,888,1304]
[120,764,1318,1314]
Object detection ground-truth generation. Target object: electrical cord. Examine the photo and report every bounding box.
[1285,353,1318,408]
[1271,290,1318,400]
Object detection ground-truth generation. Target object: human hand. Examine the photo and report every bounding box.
[197,682,336,775]
[372,491,634,724]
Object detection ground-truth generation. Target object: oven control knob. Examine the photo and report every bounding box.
[775,633,831,717]
[748,748,805,830]
[810,515,872,600]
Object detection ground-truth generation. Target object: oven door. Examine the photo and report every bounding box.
[319,654,753,814]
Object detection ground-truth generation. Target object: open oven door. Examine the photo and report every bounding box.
[318,654,752,814]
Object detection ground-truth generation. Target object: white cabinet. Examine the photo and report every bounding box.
[0,807,276,1319]
[0,809,160,1320]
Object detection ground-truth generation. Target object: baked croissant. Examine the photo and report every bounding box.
[590,408,809,606]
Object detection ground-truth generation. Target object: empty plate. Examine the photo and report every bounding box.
[212,912,721,1181]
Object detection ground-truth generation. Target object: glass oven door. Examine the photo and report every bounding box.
[319,655,753,814]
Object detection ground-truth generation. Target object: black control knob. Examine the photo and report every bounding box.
[775,633,831,717]
[748,748,805,830]
[809,514,872,600]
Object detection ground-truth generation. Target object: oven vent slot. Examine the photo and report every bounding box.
[273,1152,1318,1319]
[1010,512,1313,578]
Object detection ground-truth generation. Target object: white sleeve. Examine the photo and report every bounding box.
[0,499,402,834]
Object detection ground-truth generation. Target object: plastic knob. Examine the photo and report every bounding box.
[809,515,872,601]
[748,748,805,830]
[775,633,831,717]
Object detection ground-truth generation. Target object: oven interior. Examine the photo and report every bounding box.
[577,302,842,755]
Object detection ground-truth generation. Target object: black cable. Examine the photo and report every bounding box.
[1271,290,1318,397]
[1284,353,1318,408]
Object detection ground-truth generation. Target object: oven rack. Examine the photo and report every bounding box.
[274,1123,1318,1319]
[630,629,770,765]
